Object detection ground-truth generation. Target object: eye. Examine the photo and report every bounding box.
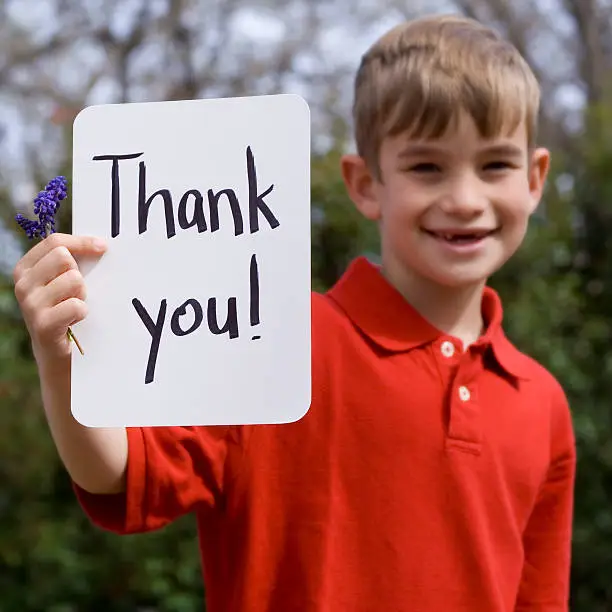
[409,163,441,173]
[483,160,514,171]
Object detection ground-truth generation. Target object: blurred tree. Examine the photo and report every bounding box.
[486,98,612,609]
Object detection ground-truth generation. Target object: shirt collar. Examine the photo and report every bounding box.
[327,256,533,380]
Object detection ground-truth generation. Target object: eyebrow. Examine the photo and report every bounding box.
[398,143,525,159]
[481,144,525,158]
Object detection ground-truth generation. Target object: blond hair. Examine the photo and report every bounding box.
[353,14,541,177]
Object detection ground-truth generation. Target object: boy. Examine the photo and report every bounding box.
[13,13,575,612]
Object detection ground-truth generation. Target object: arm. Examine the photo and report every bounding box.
[39,354,128,494]
[14,233,128,495]
[14,234,247,532]
[514,384,576,611]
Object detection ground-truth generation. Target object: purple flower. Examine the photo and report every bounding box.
[15,175,68,239]
[15,175,84,355]
[15,213,41,239]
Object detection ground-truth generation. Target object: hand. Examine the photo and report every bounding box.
[13,233,107,363]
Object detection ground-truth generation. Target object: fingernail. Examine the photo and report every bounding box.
[92,238,106,250]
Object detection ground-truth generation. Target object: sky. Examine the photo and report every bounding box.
[0,0,403,271]
[0,0,588,273]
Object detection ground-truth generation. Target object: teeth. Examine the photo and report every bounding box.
[425,229,495,241]
[439,232,489,240]
[441,233,475,240]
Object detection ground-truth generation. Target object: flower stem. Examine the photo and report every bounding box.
[67,327,84,356]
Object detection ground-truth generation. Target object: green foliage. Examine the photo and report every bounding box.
[487,100,612,610]
[1,183,204,611]
[311,145,379,290]
[2,108,612,610]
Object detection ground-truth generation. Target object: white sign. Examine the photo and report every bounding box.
[71,94,312,427]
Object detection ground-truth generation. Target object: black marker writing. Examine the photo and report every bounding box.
[92,152,144,238]
[208,298,239,338]
[138,162,176,238]
[94,146,279,239]
[131,297,167,385]
[170,298,203,336]
[246,146,279,232]
[177,190,207,232]
[132,254,260,384]
[208,189,243,235]
[250,254,260,339]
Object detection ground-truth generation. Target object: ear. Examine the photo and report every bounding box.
[527,147,551,213]
[340,154,382,221]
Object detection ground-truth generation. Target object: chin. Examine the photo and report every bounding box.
[423,254,510,288]
[431,276,488,289]
[424,266,500,289]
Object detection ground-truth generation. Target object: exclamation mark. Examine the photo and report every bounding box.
[250,254,261,340]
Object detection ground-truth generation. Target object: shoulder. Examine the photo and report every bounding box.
[523,352,576,462]
[496,335,576,465]
[498,335,574,435]
[310,290,356,351]
[308,289,378,390]
[509,341,568,403]
[519,349,565,394]
[311,290,348,326]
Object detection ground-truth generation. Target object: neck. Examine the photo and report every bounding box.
[381,259,486,348]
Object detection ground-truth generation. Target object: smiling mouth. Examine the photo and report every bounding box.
[423,228,499,244]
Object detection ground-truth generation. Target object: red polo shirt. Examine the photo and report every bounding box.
[75,256,575,611]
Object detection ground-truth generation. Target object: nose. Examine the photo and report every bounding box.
[438,173,487,218]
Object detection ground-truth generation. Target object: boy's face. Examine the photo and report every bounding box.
[342,112,550,291]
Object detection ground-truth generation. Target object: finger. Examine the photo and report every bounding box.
[30,245,78,287]
[51,297,89,330]
[13,233,106,281]
[32,297,88,343]
[14,246,78,306]
[18,267,85,324]
[42,268,86,308]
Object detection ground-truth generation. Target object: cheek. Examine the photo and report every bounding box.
[498,201,532,252]
[377,180,428,223]
[497,179,536,222]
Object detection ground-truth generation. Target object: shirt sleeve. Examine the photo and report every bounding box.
[514,382,576,611]
[73,424,249,534]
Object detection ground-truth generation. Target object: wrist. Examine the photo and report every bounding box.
[34,347,71,381]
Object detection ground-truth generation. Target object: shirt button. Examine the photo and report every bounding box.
[441,341,455,358]
[458,386,471,402]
